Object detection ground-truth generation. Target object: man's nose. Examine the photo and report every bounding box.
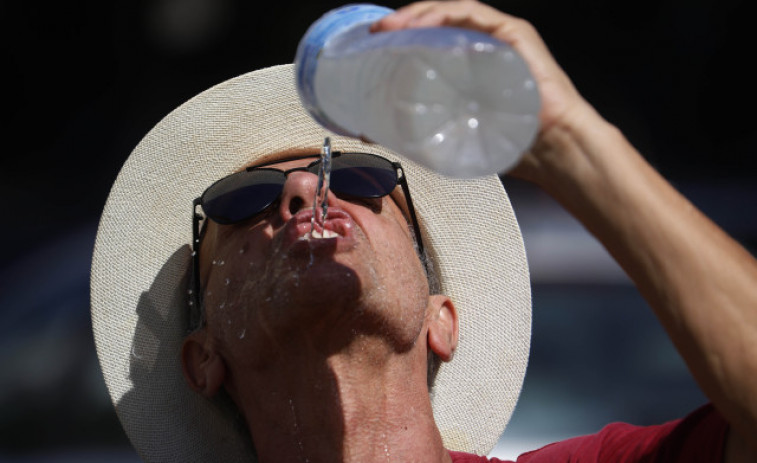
[277,170,336,221]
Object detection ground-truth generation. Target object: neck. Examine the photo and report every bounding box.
[233,334,451,463]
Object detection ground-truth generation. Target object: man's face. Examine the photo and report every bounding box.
[197,152,432,371]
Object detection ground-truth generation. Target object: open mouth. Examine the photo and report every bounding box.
[283,208,354,247]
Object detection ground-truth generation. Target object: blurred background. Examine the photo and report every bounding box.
[2,0,755,461]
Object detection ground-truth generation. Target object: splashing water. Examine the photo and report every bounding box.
[310,137,332,237]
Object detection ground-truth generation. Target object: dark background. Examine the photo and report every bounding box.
[2,0,755,461]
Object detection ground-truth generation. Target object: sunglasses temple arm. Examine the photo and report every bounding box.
[397,166,425,259]
[189,199,204,330]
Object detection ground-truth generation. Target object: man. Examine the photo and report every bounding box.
[91,1,757,462]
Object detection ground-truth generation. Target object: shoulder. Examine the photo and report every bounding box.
[463,404,728,463]
[448,450,512,463]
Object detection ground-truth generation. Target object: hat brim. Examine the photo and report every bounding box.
[90,64,531,462]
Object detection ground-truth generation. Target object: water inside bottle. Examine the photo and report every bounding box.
[309,137,332,238]
[312,31,540,177]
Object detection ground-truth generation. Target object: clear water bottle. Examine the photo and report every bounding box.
[295,4,541,178]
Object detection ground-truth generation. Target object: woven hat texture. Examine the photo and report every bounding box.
[90,64,531,462]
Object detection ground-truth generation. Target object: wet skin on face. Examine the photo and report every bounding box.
[196,152,432,372]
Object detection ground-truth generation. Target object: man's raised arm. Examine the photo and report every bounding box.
[376,1,757,460]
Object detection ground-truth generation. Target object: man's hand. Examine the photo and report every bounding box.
[370,0,597,185]
[378,2,757,460]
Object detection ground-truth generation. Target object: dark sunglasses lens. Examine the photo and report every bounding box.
[201,169,285,224]
[330,153,398,198]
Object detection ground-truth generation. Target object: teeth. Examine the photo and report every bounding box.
[303,228,340,240]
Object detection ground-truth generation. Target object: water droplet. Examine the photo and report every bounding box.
[217,260,225,266]
[432,133,445,144]
[225,278,230,285]
[191,251,197,257]
[219,302,225,309]
[239,248,245,254]
[238,329,246,339]
[425,69,437,80]
[467,117,479,129]
[212,259,217,265]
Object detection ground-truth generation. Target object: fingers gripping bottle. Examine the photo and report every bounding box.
[295,4,541,178]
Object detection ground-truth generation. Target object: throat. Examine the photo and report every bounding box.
[239,344,448,463]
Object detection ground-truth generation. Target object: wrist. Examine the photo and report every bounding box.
[519,102,626,196]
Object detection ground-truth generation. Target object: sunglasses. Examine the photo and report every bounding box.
[188,151,424,329]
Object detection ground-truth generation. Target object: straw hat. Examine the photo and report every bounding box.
[90,64,531,462]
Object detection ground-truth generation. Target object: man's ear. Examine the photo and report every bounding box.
[181,331,226,397]
[427,295,458,362]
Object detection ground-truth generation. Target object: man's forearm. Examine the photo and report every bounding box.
[527,108,757,452]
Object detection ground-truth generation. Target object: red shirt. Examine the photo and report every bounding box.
[450,404,728,463]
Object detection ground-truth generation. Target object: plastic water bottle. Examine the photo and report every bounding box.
[295,4,541,178]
